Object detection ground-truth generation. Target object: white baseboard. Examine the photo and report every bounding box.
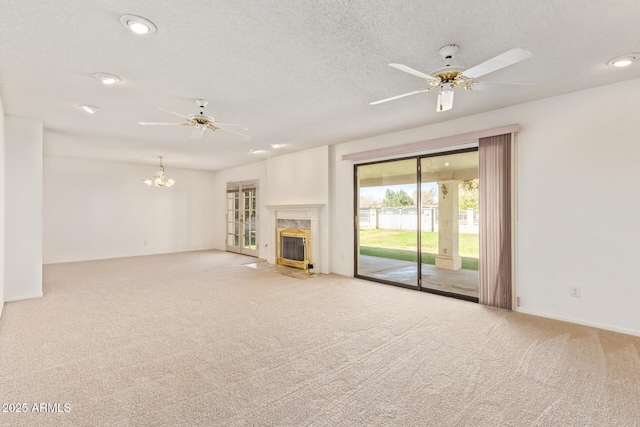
[516,307,640,337]
[4,292,43,302]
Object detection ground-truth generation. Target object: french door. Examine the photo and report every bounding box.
[226,180,258,257]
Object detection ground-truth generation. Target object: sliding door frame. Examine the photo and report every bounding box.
[354,147,479,303]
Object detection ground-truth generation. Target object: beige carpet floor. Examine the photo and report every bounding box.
[0,250,639,426]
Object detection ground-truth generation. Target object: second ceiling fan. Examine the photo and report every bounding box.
[371,44,534,112]
[139,99,251,140]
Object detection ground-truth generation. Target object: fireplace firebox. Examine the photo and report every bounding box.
[276,228,311,269]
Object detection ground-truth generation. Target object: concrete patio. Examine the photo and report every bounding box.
[358,255,478,298]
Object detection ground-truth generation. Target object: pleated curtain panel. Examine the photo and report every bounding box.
[479,134,513,309]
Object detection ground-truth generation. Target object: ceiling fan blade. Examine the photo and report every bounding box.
[191,126,206,139]
[389,63,439,82]
[138,122,188,126]
[209,125,252,141]
[370,88,432,105]
[159,108,192,121]
[462,48,533,79]
[213,123,249,131]
[436,90,454,112]
[471,81,537,92]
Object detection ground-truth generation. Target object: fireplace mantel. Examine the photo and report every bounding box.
[265,204,324,273]
[264,204,324,212]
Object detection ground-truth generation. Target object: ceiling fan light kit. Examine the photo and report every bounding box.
[437,85,455,112]
[371,44,534,112]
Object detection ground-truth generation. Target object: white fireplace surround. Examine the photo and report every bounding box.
[265,204,323,273]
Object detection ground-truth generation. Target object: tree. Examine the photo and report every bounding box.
[382,189,413,207]
[412,187,437,206]
[359,194,380,208]
[459,179,479,210]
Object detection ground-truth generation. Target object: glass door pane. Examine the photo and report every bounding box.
[420,151,479,299]
[226,181,259,257]
[226,189,240,251]
[242,187,257,254]
[356,158,419,288]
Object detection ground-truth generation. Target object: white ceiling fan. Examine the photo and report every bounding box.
[139,99,251,140]
[370,44,535,112]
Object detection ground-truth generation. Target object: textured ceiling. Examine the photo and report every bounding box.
[1,0,639,170]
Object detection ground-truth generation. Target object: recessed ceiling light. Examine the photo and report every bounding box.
[79,105,100,114]
[606,53,638,67]
[444,162,450,166]
[613,59,633,67]
[250,149,267,154]
[270,143,286,149]
[94,72,121,85]
[120,14,157,35]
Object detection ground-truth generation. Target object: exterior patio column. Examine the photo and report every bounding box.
[436,180,462,270]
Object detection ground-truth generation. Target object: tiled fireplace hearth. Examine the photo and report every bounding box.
[265,204,323,273]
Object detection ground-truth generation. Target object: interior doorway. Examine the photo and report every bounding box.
[226,180,258,257]
[355,149,479,301]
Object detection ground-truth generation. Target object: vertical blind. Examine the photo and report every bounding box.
[479,134,513,309]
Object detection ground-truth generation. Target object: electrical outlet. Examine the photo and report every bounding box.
[570,285,581,298]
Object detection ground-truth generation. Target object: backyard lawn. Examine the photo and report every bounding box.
[359,229,479,270]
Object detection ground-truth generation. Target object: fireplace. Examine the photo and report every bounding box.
[265,204,324,273]
[277,228,311,269]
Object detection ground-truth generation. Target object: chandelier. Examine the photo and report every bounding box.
[143,156,175,188]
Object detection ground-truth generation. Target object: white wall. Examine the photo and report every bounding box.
[266,145,329,205]
[267,145,331,272]
[0,96,5,314]
[332,77,640,336]
[5,117,43,301]
[210,160,269,257]
[43,157,217,264]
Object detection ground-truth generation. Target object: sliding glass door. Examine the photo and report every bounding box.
[419,151,479,299]
[355,149,479,301]
[356,158,419,288]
